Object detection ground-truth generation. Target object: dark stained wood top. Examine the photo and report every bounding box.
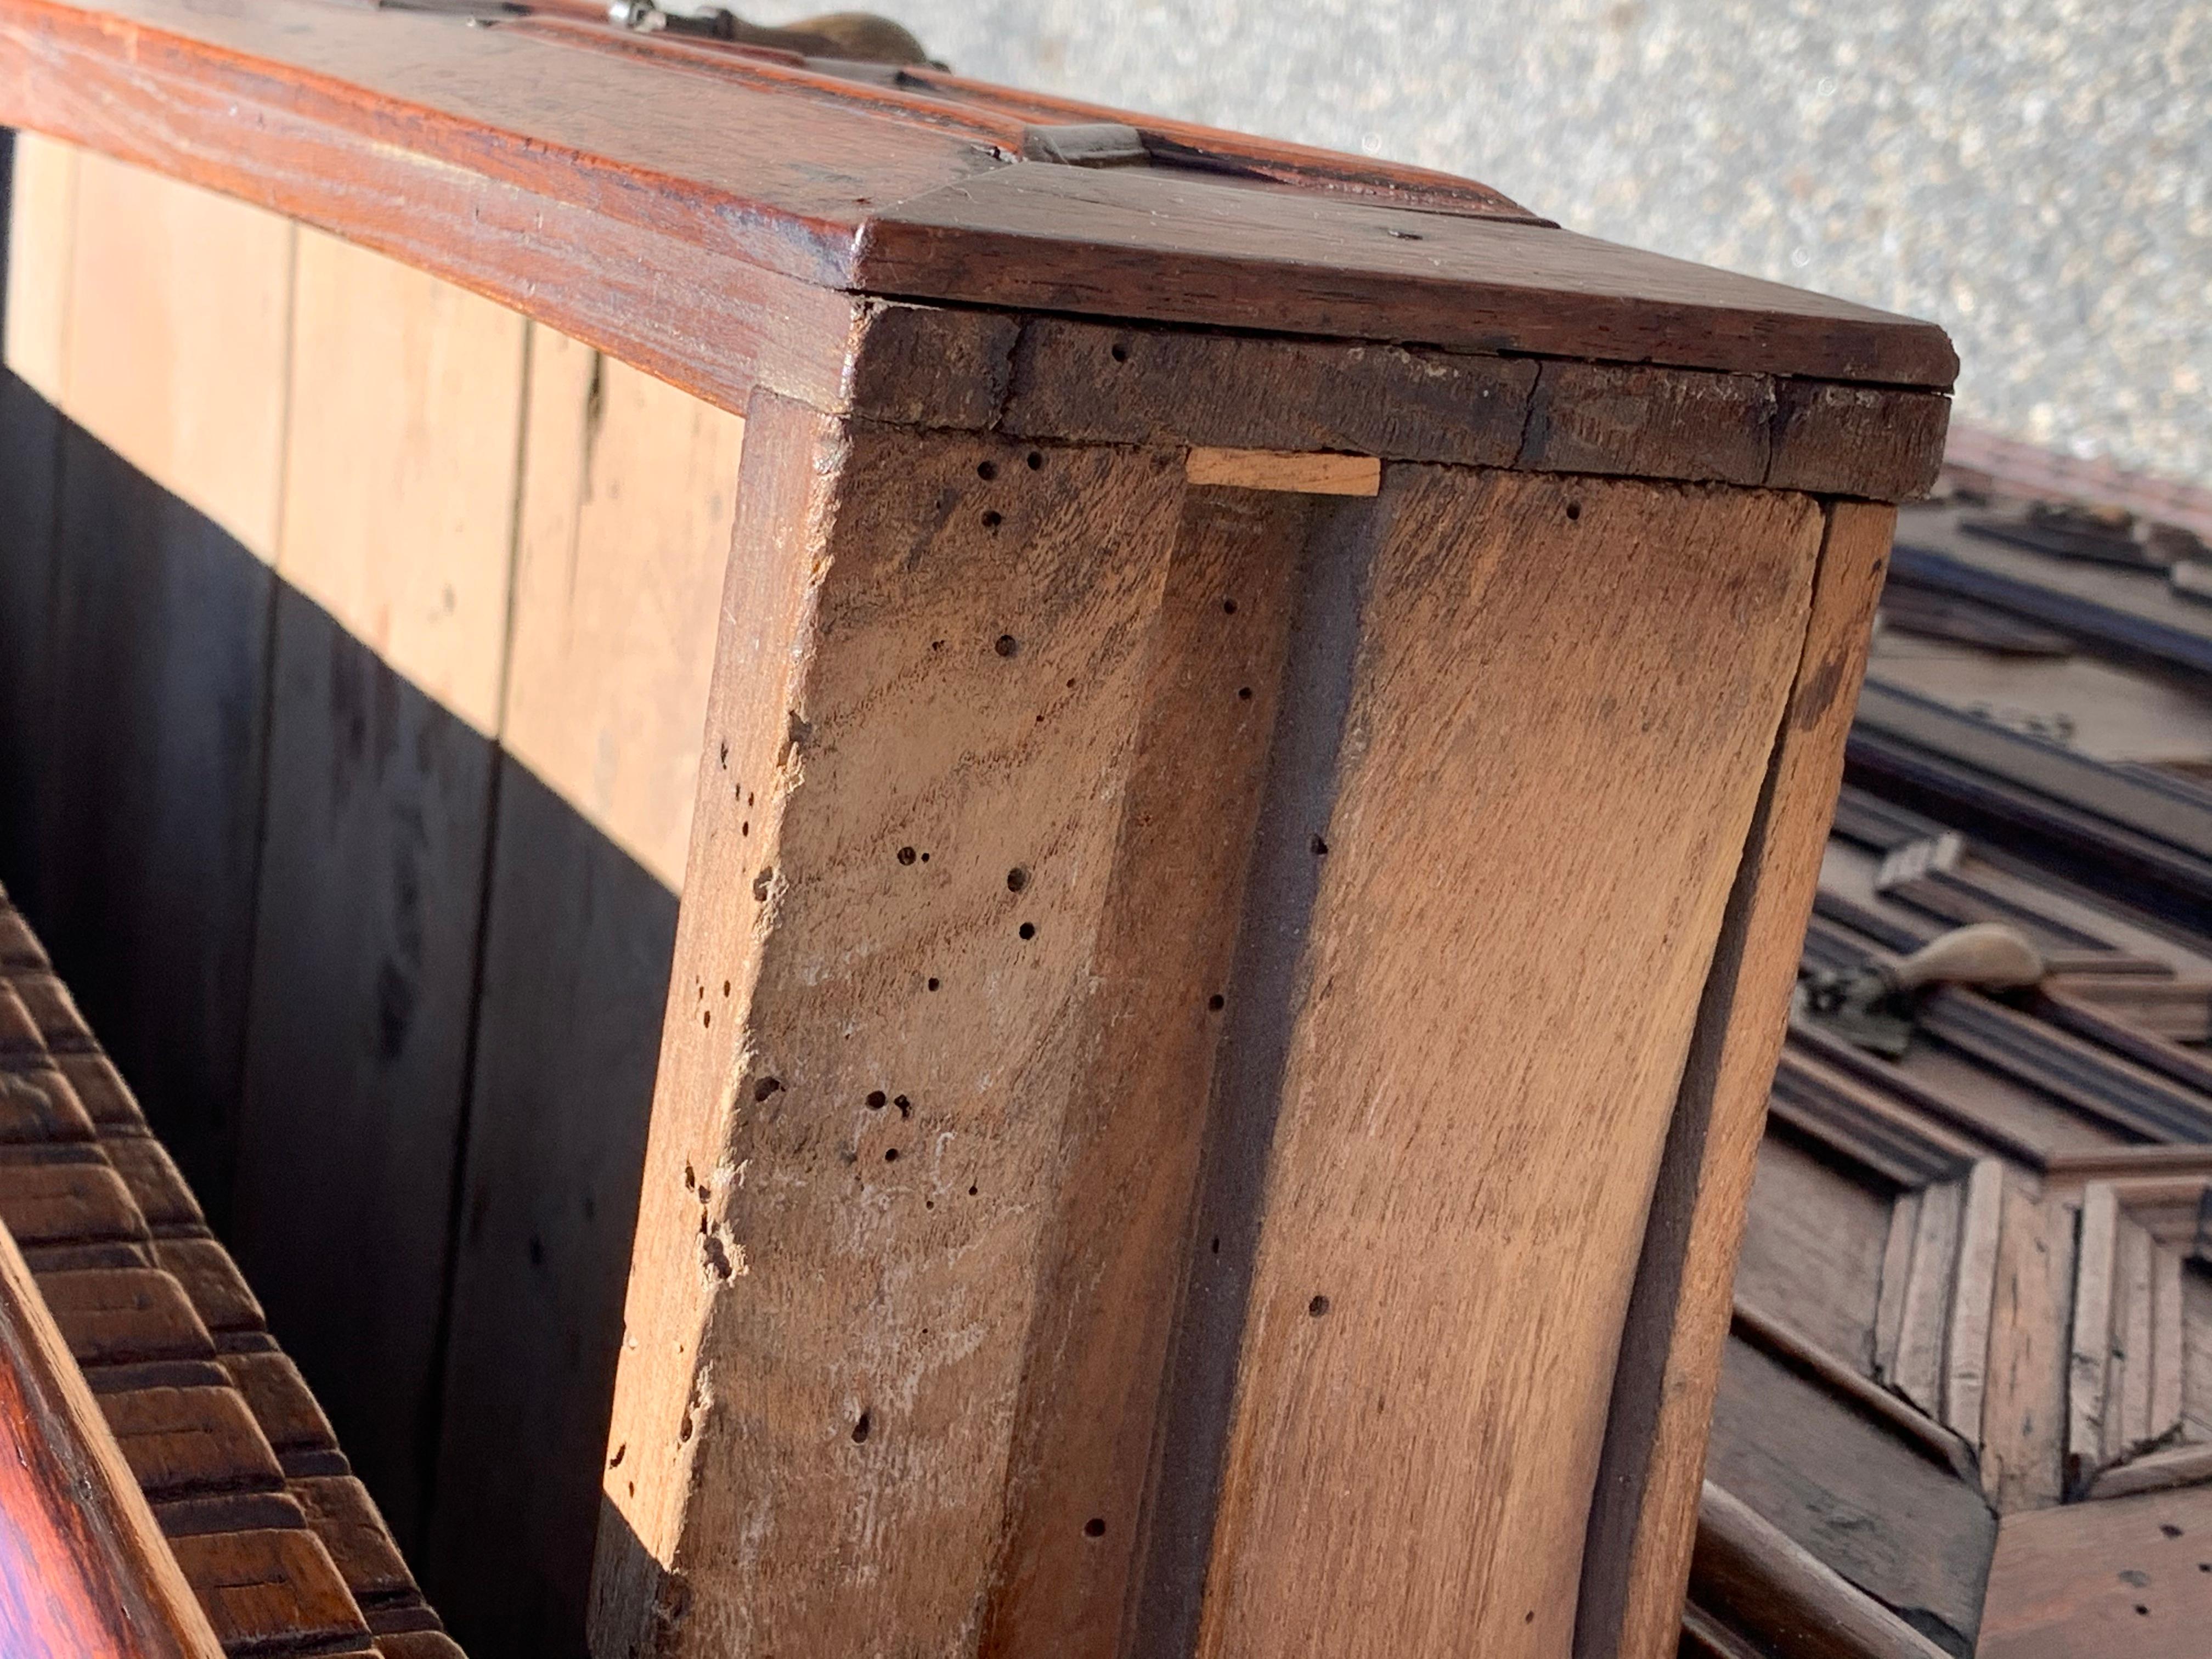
[0,0,1957,398]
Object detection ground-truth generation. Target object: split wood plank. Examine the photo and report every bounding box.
[1578,500,1893,1659]
[1194,472,1821,1659]
[594,402,1196,1658]
[0,1220,224,1658]
[1893,1177,1961,1416]
[2116,1216,2157,1459]
[61,150,292,561]
[1873,1190,1921,1386]
[233,228,528,1544]
[1943,1158,2004,1446]
[427,332,742,1647]
[986,484,1316,1659]
[1184,447,1379,495]
[2070,1183,2119,1491]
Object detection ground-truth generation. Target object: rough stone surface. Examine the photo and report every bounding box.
[767,0,2211,485]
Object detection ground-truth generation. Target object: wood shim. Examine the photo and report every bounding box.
[1186,447,1382,495]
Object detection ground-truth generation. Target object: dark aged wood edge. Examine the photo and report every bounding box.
[0,0,1956,399]
[0,1219,224,1659]
[867,314,1951,501]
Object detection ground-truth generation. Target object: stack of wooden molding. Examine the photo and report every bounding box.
[1686,453,2212,1659]
[0,884,465,1656]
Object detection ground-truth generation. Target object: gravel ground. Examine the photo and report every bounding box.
[761,0,2211,484]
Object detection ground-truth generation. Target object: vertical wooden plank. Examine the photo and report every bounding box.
[1576,498,1892,1659]
[2114,1217,2155,1459]
[2151,1243,2185,1444]
[0,131,71,889]
[425,335,741,1653]
[1981,1180,2071,1511]
[1894,1178,1962,1415]
[496,340,748,886]
[25,155,291,1214]
[1195,473,1821,1659]
[2070,1184,2118,1491]
[984,484,1316,1658]
[232,227,527,1547]
[1874,1189,1924,1385]
[1944,1158,2004,1444]
[61,151,291,561]
[269,225,524,735]
[2,129,74,403]
[593,398,1194,1658]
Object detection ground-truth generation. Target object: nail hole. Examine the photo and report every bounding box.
[1084,1517,1107,1538]
[969,1184,979,1196]
[851,1412,871,1443]
[1311,834,1329,856]
[1018,922,1036,940]
[867,1091,887,1110]
[1210,1235,1221,1254]
[1308,1294,1331,1317]
[2136,1605,2151,1616]
[1007,867,1029,893]
[995,634,1019,658]
[1566,501,1582,521]
[981,510,1003,529]
[884,1148,899,1162]
[1222,599,1237,614]
[977,460,997,481]
[753,1077,783,1102]
[1208,995,1224,1011]
[927,978,941,991]
[898,846,917,865]
[1109,342,1130,363]
[1237,686,1252,701]
[2164,1524,2184,1538]
[1026,451,1043,470]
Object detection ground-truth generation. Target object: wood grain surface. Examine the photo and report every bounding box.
[1190,472,1819,1659]
[1579,503,1892,1659]
[595,402,1194,1657]
[426,331,743,1649]
[0,1221,223,1659]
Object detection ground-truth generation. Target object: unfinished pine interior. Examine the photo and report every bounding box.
[0,0,1955,1651]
